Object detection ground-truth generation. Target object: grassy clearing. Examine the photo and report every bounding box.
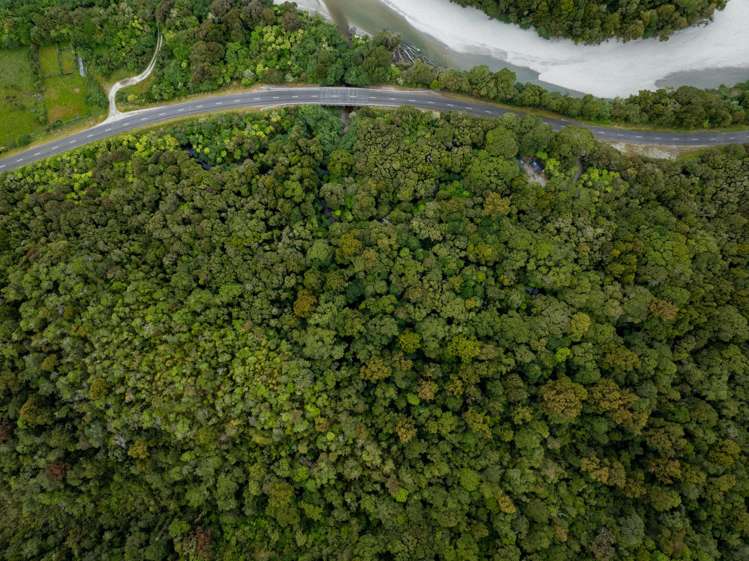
[61,48,76,75]
[44,75,89,123]
[0,49,35,89]
[39,46,59,78]
[0,46,106,151]
[0,49,44,148]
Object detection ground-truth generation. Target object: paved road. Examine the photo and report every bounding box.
[2,86,748,174]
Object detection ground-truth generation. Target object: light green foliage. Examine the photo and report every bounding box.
[0,107,747,560]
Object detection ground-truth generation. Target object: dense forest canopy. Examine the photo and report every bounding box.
[1,0,748,139]
[449,0,729,43]
[1,107,748,560]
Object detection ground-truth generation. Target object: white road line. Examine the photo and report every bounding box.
[3,88,742,171]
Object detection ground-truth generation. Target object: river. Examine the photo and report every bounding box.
[279,0,749,98]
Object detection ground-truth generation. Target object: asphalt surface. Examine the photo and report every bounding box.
[2,86,749,174]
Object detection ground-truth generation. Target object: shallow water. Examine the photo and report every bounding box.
[285,0,749,97]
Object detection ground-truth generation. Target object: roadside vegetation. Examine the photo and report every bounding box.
[1,105,747,560]
[1,0,749,154]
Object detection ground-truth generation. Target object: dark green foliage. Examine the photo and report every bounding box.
[401,62,749,130]
[1,107,748,560]
[449,0,728,43]
[0,0,398,93]
[0,0,160,76]
[2,1,748,131]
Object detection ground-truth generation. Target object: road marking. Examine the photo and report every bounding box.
[4,88,741,169]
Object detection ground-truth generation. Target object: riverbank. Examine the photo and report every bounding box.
[378,0,749,97]
[288,0,749,97]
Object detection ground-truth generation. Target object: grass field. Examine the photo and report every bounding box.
[0,46,103,150]
[40,45,78,78]
[39,46,59,78]
[44,75,89,123]
[61,48,76,75]
[0,49,43,149]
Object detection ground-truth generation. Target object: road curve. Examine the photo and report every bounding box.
[107,33,163,121]
[2,86,748,174]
